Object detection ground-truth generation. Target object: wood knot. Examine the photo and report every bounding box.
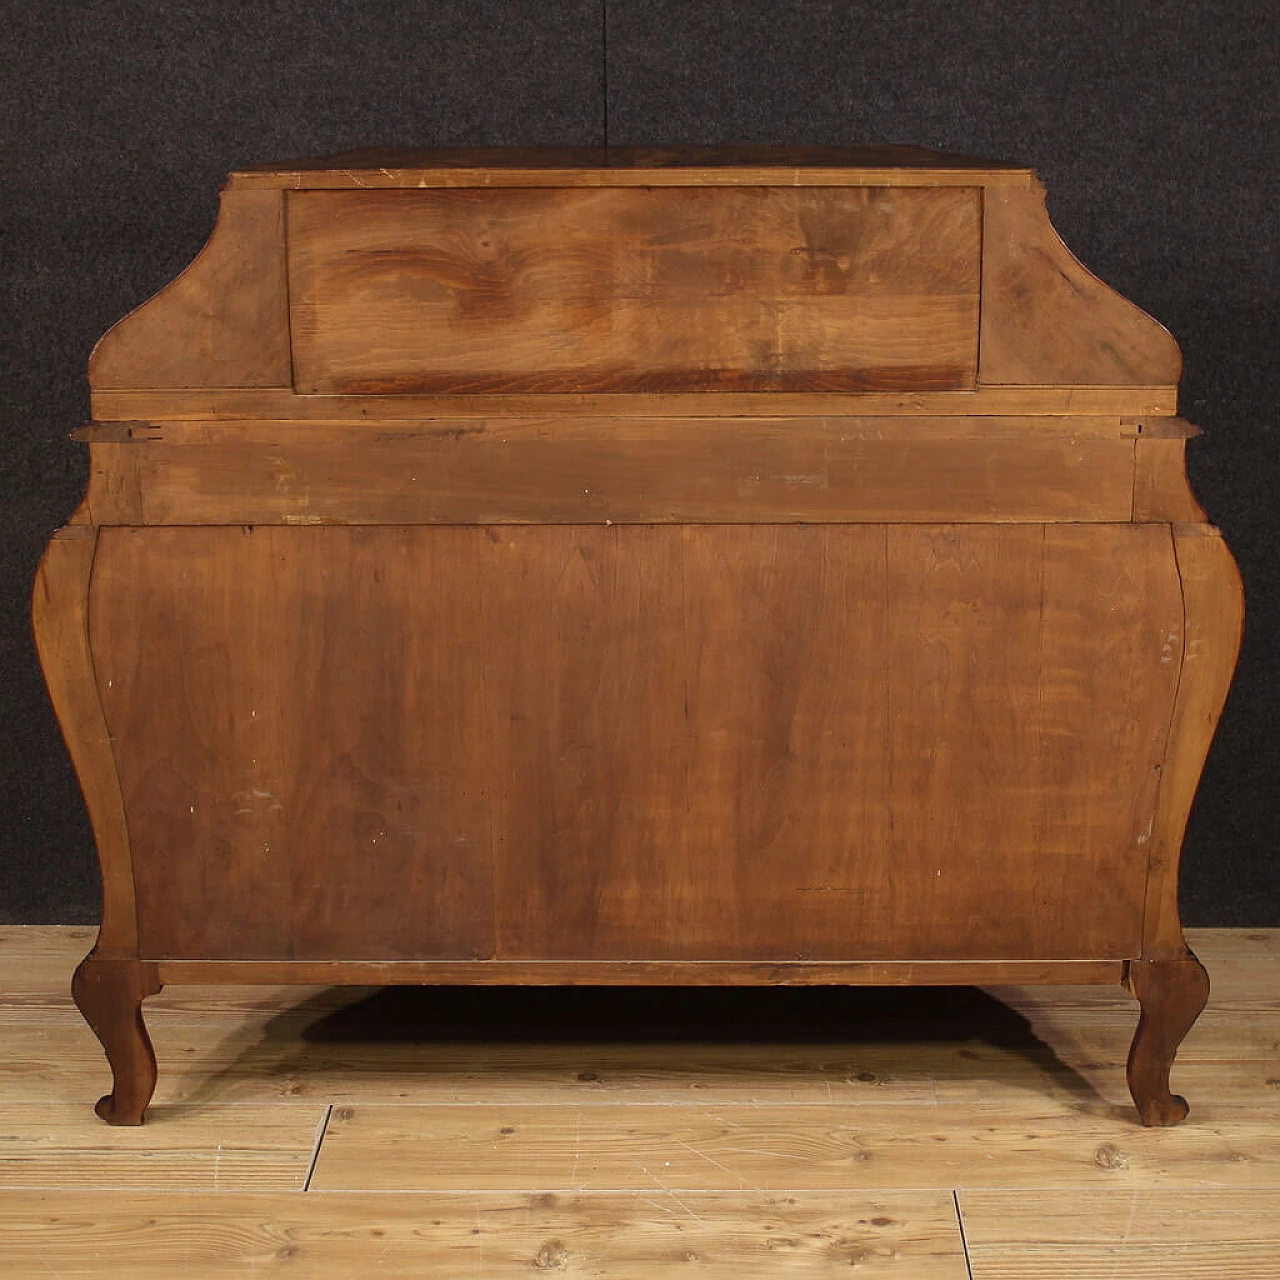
[1093,1142,1129,1170]
[533,1240,570,1269]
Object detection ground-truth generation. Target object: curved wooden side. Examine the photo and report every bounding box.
[1142,526,1245,959]
[88,187,290,390]
[31,528,138,956]
[979,182,1182,387]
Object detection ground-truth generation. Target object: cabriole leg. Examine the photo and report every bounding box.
[1126,953,1209,1126]
[71,954,163,1125]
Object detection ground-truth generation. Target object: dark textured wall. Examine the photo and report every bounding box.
[2,1,1275,924]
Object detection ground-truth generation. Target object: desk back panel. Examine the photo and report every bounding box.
[286,186,981,394]
[89,522,1181,963]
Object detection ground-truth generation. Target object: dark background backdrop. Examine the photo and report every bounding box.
[2,1,1275,925]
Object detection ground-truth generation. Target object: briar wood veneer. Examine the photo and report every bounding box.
[35,147,1242,1127]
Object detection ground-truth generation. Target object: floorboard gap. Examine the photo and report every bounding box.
[953,1189,976,1280]
[302,1103,332,1191]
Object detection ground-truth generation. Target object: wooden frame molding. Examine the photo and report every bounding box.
[32,529,138,956]
[1141,527,1246,960]
[153,959,1127,987]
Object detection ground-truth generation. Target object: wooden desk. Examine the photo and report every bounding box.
[35,147,1242,1126]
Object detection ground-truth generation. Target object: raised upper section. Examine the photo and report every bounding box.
[88,147,1181,409]
[289,184,981,394]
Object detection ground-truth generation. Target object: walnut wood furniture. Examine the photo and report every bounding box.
[35,147,1243,1126]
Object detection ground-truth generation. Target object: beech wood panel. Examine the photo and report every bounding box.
[95,422,1138,526]
[89,524,1181,965]
[89,526,500,964]
[89,188,291,390]
[1133,437,1208,522]
[85,442,143,524]
[77,413,1139,442]
[491,524,1180,961]
[879,525,1180,961]
[91,385,1182,420]
[979,185,1182,387]
[287,186,981,394]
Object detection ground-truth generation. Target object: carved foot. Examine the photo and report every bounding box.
[71,955,163,1125]
[1126,954,1209,1126]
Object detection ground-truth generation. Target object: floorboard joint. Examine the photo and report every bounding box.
[303,1103,333,1191]
[953,1189,976,1280]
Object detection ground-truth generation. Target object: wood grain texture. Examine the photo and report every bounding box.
[148,960,1125,986]
[1142,528,1245,957]
[14,1011,1280,1114]
[89,525,499,964]
[494,523,1179,962]
[961,1189,1280,1279]
[76,413,1138,442]
[0,1190,970,1278]
[1133,437,1208,522]
[979,183,1182,387]
[2,926,1279,1273]
[0,1104,326,1190]
[987,993,1280,1070]
[87,523,1181,964]
[84,441,143,523]
[91,384,1181,420]
[100,419,1138,526]
[3,926,1271,1108]
[0,925,98,998]
[89,188,291,390]
[287,186,981,393]
[0,1018,943,1109]
[30,530,138,955]
[308,1098,1280,1191]
[9,1005,1280,1114]
[875,524,1179,962]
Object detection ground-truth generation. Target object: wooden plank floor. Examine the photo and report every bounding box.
[1,928,1278,1276]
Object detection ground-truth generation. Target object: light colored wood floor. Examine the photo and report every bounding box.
[0,927,1277,1277]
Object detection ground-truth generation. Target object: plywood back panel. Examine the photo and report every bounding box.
[89,524,1181,963]
[286,187,981,394]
